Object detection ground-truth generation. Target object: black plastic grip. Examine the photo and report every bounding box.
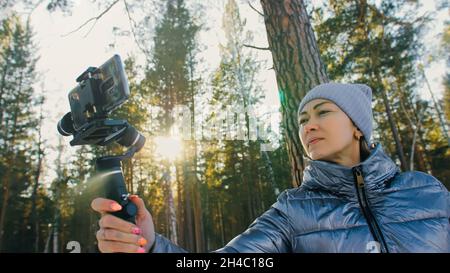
[96,157,137,223]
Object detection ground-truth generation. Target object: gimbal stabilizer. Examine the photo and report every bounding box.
[57,60,145,224]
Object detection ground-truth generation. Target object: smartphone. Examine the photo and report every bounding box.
[68,55,130,130]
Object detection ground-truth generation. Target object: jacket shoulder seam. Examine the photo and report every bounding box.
[383,215,449,226]
[383,183,443,194]
[294,224,367,237]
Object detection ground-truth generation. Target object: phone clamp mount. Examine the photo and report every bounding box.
[57,63,145,224]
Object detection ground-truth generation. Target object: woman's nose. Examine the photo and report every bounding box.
[303,121,318,133]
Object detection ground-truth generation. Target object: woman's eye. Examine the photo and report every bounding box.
[299,119,308,125]
[319,110,330,115]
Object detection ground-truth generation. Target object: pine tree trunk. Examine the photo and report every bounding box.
[175,163,186,248]
[0,121,13,249]
[164,168,178,244]
[0,132,13,250]
[31,146,43,252]
[192,169,204,252]
[0,73,23,250]
[378,81,408,171]
[0,122,10,249]
[239,142,254,221]
[410,125,419,171]
[52,222,59,253]
[396,82,431,173]
[181,161,194,251]
[0,175,10,251]
[399,100,428,172]
[261,150,280,196]
[53,146,63,253]
[414,142,430,173]
[399,83,433,173]
[0,63,9,127]
[137,163,144,196]
[44,225,52,253]
[31,105,44,252]
[421,67,450,146]
[187,51,204,252]
[365,20,408,171]
[218,200,225,246]
[129,160,134,193]
[260,0,329,187]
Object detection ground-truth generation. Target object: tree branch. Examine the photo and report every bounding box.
[243,44,270,51]
[248,1,264,17]
[83,19,99,37]
[366,3,428,27]
[26,0,45,25]
[123,0,151,60]
[62,0,120,37]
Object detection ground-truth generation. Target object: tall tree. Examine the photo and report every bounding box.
[0,14,39,250]
[198,0,291,251]
[141,0,201,250]
[29,95,45,252]
[440,21,450,144]
[260,0,329,187]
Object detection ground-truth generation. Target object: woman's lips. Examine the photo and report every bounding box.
[309,138,323,145]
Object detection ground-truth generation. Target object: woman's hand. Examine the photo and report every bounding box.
[91,195,155,253]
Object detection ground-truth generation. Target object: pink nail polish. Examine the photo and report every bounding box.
[137,247,146,253]
[132,227,141,235]
[110,202,122,211]
[138,237,147,246]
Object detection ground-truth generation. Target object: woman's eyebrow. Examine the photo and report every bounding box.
[299,101,331,116]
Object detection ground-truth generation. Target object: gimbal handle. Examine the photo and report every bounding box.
[96,156,137,223]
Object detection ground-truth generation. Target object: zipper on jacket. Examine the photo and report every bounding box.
[352,166,390,253]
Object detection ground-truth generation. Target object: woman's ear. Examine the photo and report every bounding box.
[354,128,363,140]
[351,121,363,140]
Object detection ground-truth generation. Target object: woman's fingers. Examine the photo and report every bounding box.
[98,240,146,253]
[99,214,141,235]
[96,228,147,246]
[92,195,155,253]
[91,198,122,214]
[129,195,150,218]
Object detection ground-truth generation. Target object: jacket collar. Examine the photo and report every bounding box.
[300,143,399,199]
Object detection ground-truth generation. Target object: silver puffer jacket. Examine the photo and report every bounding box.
[151,144,450,253]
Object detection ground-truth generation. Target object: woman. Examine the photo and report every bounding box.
[91,82,449,253]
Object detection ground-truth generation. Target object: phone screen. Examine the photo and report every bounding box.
[98,55,130,113]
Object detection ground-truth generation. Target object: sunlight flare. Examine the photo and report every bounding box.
[154,136,183,161]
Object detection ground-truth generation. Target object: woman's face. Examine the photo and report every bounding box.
[298,99,362,167]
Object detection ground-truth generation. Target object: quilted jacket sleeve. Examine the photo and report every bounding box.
[151,190,293,253]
